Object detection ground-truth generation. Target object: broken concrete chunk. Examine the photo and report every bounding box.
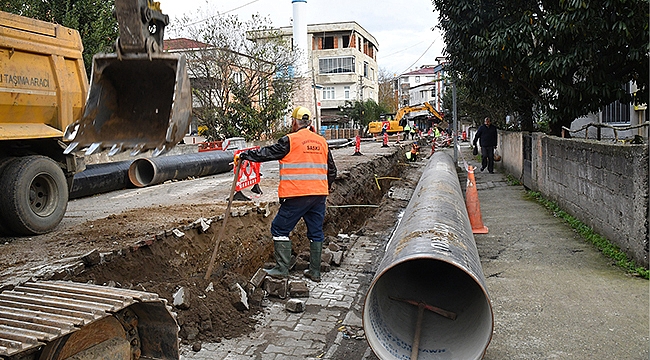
[80,249,101,266]
[328,243,341,252]
[205,282,214,292]
[250,268,267,288]
[321,262,331,273]
[331,251,343,266]
[286,298,305,313]
[322,249,333,264]
[173,287,191,310]
[231,283,249,311]
[263,277,287,299]
[288,281,309,298]
[172,228,185,238]
[294,258,309,271]
[200,218,210,232]
[248,287,265,307]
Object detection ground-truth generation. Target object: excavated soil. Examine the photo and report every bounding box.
[0,148,411,345]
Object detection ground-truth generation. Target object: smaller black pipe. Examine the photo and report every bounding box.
[128,150,234,187]
[70,160,133,199]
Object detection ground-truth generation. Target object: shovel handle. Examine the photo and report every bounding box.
[205,161,242,280]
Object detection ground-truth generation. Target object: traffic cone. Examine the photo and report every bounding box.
[465,166,488,234]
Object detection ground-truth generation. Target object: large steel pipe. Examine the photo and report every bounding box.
[70,160,133,199]
[363,152,493,359]
[128,150,234,187]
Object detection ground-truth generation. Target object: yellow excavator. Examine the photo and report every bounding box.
[367,102,443,134]
[0,0,191,236]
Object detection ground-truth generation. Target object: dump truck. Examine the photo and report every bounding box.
[0,0,191,236]
[367,102,443,134]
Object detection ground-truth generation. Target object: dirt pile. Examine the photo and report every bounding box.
[61,150,407,344]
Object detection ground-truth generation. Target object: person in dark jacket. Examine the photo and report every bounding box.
[473,117,498,173]
[235,106,337,282]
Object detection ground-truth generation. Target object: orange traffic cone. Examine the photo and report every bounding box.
[466,166,488,234]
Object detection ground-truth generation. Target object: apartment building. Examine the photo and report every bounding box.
[267,21,379,128]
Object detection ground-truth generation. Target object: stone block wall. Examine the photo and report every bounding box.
[497,131,649,268]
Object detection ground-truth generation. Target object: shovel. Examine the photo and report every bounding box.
[205,160,242,280]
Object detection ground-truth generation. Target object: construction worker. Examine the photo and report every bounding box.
[235,107,337,282]
[403,123,411,141]
[406,142,420,162]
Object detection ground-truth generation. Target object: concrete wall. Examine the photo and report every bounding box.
[496,131,649,268]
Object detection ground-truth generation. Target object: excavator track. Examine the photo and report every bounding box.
[0,281,178,360]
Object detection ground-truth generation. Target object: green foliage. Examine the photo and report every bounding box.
[0,0,118,78]
[339,99,390,130]
[432,0,649,135]
[505,174,522,186]
[526,191,649,279]
[178,12,297,141]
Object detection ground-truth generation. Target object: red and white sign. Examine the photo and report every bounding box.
[234,147,261,192]
[381,121,390,131]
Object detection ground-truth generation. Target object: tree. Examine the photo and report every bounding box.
[432,0,649,135]
[175,12,298,141]
[339,99,389,132]
[0,0,118,77]
[378,68,398,114]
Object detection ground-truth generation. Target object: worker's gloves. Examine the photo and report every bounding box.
[233,151,248,165]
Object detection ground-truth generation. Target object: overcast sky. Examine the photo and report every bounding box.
[162,0,445,77]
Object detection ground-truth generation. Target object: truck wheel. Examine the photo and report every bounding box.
[0,156,69,235]
[0,157,16,236]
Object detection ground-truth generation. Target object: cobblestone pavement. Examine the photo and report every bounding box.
[179,234,386,360]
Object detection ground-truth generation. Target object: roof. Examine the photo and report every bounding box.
[401,65,443,76]
[164,38,211,51]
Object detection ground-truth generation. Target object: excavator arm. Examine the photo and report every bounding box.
[368,102,444,134]
[64,0,191,157]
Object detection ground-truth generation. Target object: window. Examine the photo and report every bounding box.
[323,36,335,49]
[431,89,436,98]
[602,83,632,123]
[415,76,420,84]
[323,86,335,100]
[342,35,350,48]
[232,72,243,84]
[363,62,368,78]
[344,86,350,99]
[319,57,355,74]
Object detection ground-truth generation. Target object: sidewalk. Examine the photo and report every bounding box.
[460,142,649,359]
[181,141,648,359]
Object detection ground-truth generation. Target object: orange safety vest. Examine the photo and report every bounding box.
[278,128,329,198]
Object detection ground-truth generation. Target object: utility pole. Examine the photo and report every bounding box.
[452,81,458,163]
[311,67,320,132]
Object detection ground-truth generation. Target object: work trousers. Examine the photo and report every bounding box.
[481,146,495,173]
[271,195,326,243]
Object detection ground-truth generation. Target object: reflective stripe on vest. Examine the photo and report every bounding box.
[278,128,329,198]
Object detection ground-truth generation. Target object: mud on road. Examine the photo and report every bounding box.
[0,142,420,345]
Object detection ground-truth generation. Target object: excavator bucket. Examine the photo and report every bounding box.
[64,52,192,157]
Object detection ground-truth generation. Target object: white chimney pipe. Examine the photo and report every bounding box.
[292,0,308,76]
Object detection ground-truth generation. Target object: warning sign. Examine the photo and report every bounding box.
[381,121,390,131]
[234,147,261,192]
